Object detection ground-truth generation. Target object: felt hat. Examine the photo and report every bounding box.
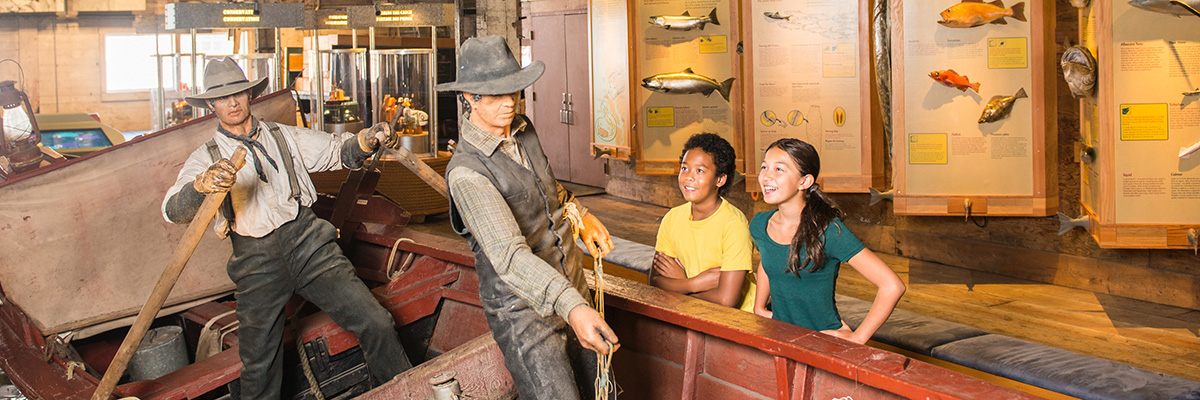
[435,35,544,95]
[184,57,270,109]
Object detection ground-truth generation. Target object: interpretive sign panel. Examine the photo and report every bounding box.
[590,0,633,160]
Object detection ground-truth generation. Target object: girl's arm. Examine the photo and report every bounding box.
[837,248,905,344]
[753,262,772,318]
[691,270,747,307]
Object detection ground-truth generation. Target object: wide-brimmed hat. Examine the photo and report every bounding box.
[435,35,544,95]
[184,57,270,109]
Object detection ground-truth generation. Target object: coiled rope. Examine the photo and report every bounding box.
[564,203,616,399]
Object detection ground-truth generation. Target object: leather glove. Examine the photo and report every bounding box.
[357,122,397,152]
[193,159,238,194]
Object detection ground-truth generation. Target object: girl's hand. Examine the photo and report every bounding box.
[820,321,866,344]
[754,307,773,319]
[652,252,687,279]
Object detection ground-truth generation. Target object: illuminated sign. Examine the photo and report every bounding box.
[165,3,304,29]
[345,4,454,28]
[223,16,261,23]
[377,9,414,22]
[325,14,348,26]
[222,9,255,15]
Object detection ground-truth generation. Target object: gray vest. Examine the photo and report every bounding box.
[448,117,588,302]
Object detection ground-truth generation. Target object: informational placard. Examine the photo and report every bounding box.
[634,0,737,171]
[345,4,454,28]
[591,0,632,158]
[165,3,305,29]
[745,0,876,192]
[1108,2,1200,225]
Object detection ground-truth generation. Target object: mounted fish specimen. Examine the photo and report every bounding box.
[1184,89,1200,96]
[1070,0,1089,7]
[1056,213,1091,235]
[641,68,736,102]
[937,0,1027,28]
[764,11,792,21]
[868,187,894,206]
[1180,140,1200,158]
[649,9,720,31]
[978,88,1027,123]
[929,69,981,93]
[1128,0,1200,17]
[1061,45,1097,98]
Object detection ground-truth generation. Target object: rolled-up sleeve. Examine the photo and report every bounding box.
[448,166,588,320]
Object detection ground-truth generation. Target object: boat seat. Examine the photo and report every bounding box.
[835,295,988,355]
[836,295,1200,400]
[576,236,654,274]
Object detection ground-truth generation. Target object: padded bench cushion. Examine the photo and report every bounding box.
[836,295,988,355]
[932,334,1200,400]
[576,236,654,274]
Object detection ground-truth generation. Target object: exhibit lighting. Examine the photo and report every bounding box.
[0,59,42,176]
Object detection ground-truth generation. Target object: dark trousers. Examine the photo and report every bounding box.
[228,207,411,399]
[483,290,603,400]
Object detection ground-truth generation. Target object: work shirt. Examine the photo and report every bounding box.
[162,119,353,238]
[655,199,757,311]
[446,116,589,320]
[750,212,864,331]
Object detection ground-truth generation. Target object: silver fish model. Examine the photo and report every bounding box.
[641,68,736,102]
[1061,45,1097,98]
[1056,213,1091,236]
[868,187,893,206]
[649,8,720,31]
[978,87,1027,123]
[1184,88,1200,96]
[1128,0,1200,17]
[764,11,792,21]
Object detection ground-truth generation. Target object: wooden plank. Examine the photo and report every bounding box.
[681,329,704,400]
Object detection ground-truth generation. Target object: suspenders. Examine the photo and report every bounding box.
[204,121,302,231]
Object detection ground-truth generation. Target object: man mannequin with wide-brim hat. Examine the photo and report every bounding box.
[160,57,411,399]
[438,35,618,399]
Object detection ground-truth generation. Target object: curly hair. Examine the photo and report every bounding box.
[680,133,737,196]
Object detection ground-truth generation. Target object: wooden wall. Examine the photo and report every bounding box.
[602,3,1200,311]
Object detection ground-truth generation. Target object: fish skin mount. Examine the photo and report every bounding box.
[649,8,720,31]
[978,87,1027,123]
[641,68,736,102]
[928,69,981,93]
[937,0,1026,28]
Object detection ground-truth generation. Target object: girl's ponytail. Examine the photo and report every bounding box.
[766,139,845,277]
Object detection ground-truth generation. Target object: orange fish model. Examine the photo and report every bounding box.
[928,69,981,93]
[937,0,1026,28]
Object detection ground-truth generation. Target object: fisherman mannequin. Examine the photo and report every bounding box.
[160,57,411,399]
[439,35,619,400]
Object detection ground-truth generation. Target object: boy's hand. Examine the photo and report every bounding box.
[567,305,619,355]
[695,268,721,292]
[652,252,687,279]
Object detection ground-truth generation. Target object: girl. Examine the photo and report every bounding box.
[752,138,904,344]
[651,133,756,311]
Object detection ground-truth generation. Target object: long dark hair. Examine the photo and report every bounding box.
[766,138,844,276]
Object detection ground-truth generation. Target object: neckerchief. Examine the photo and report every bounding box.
[218,117,278,183]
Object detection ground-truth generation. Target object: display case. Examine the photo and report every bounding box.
[1075,1,1200,249]
[371,49,437,156]
[150,53,204,131]
[889,0,1057,217]
[207,53,281,93]
[311,48,368,133]
[742,0,881,193]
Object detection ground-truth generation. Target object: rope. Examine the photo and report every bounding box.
[297,336,326,400]
[563,203,616,399]
[386,237,416,280]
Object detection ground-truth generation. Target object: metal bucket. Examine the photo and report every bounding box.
[128,326,188,381]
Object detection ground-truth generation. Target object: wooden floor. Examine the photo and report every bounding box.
[409,193,1200,384]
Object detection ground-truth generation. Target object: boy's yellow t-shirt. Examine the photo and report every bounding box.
[654,198,757,312]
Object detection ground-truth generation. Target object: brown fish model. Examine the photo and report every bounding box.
[938,0,1026,28]
[978,87,1027,123]
[929,69,981,93]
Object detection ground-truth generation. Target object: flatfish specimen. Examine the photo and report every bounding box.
[641,68,736,101]
[1128,0,1200,17]
[1061,45,1097,98]
[938,0,1026,28]
[650,9,720,31]
[978,88,1027,123]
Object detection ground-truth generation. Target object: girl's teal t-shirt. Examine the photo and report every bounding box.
[750,210,865,331]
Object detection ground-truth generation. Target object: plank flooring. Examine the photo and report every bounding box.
[407,192,1200,384]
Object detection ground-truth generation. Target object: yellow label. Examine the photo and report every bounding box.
[223,16,260,23]
[908,133,948,164]
[822,44,856,78]
[987,37,1028,69]
[646,107,675,127]
[699,36,728,54]
[1119,103,1169,141]
[223,9,254,15]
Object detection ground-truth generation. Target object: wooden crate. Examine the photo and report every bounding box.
[890,0,1057,216]
[1076,2,1200,249]
[741,0,882,193]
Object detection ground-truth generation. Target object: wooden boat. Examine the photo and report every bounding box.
[0,91,1038,399]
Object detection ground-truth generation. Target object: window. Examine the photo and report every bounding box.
[103,33,235,94]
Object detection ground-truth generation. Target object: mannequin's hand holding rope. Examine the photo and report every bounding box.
[568,304,619,355]
[579,212,614,258]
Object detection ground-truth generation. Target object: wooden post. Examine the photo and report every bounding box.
[383,146,449,199]
[91,147,247,400]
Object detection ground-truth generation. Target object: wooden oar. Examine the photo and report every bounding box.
[381,145,449,200]
[91,146,247,400]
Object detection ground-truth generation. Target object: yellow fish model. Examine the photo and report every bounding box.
[937,0,1026,28]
